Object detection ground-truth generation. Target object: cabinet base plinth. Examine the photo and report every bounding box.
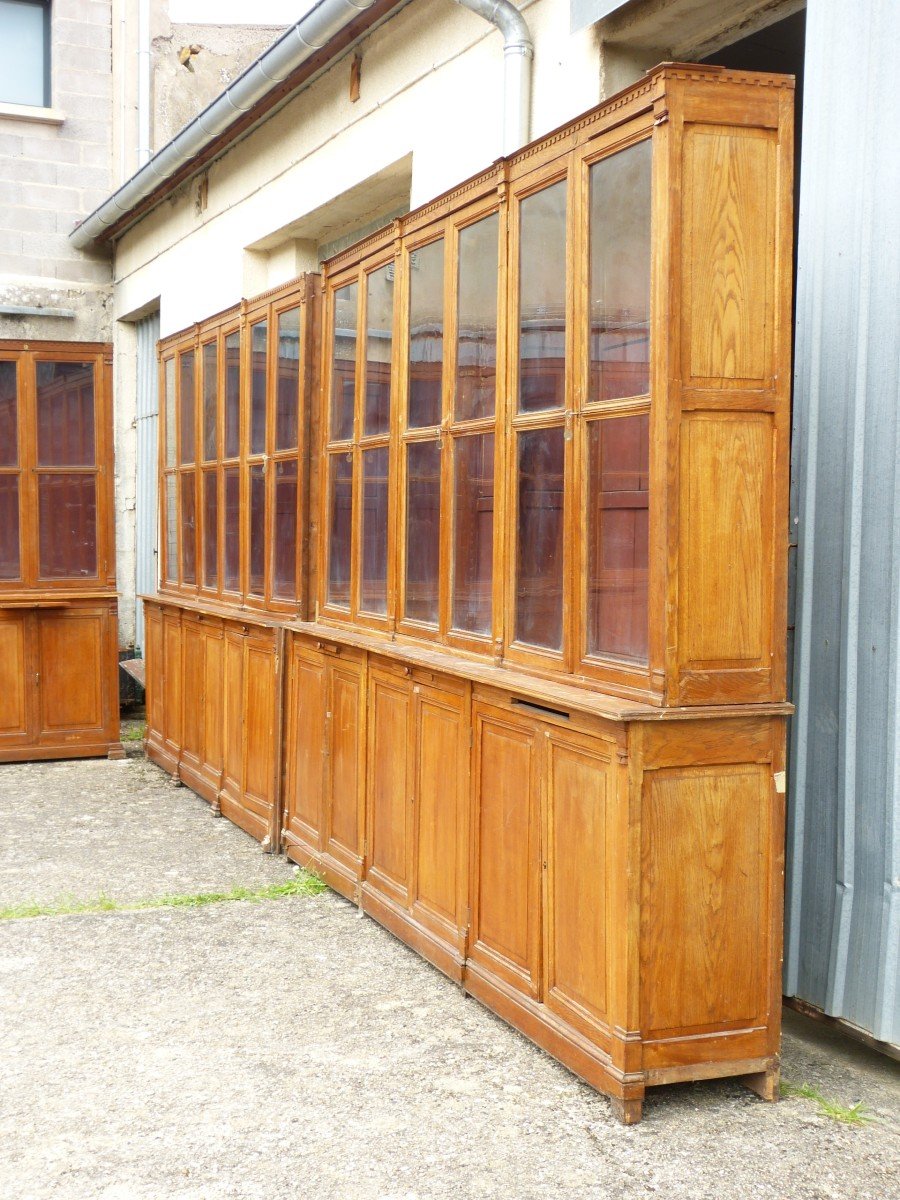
[740,1064,780,1102]
[609,1097,643,1125]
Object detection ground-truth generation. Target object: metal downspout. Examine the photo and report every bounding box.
[453,0,533,154]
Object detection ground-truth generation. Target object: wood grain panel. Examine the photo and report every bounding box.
[678,413,772,666]
[545,735,610,1032]
[222,627,243,796]
[471,709,541,997]
[682,125,775,385]
[181,618,204,765]
[641,764,769,1037]
[0,613,28,736]
[202,626,224,776]
[36,610,103,732]
[326,661,363,863]
[144,607,163,743]
[367,670,411,902]
[413,685,466,927]
[163,610,183,753]
[243,641,274,804]
[284,643,326,846]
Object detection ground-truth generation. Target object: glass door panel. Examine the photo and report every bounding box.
[36,361,95,466]
[0,361,19,581]
[452,432,494,635]
[38,474,98,579]
[456,214,499,422]
[408,240,444,429]
[275,308,301,451]
[515,426,564,650]
[518,181,567,414]
[360,446,389,615]
[272,460,298,601]
[364,267,393,437]
[404,439,441,624]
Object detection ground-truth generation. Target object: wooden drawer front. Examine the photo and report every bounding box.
[283,640,327,853]
[366,667,413,906]
[35,608,105,738]
[411,681,468,939]
[0,611,29,741]
[544,732,614,1039]
[324,658,364,874]
[470,704,542,1000]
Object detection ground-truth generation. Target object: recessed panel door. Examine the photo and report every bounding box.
[366,667,413,907]
[180,615,204,774]
[221,625,244,803]
[201,622,224,785]
[324,656,364,885]
[241,633,276,829]
[162,609,183,760]
[0,610,31,749]
[283,638,327,859]
[469,703,542,999]
[34,607,105,741]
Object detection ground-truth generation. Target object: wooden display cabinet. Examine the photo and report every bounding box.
[0,341,122,762]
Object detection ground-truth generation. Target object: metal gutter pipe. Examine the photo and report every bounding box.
[138,0,151,166]
[454,0,533,154]
[70,0,380,249]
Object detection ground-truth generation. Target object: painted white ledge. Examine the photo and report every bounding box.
[0,102,65,125]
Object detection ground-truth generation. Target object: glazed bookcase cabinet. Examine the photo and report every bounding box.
[0,341,122,762]
[144,65,794,1123]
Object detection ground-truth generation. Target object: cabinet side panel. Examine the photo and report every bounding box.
[641,763,769,1038]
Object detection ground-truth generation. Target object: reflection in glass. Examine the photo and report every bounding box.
[364,266,393,436]
[587,415,649,661]
[456,214,498,422]
[165,358,176,467]
[223,467,240,591]
[272,460,298,601]
[590,141,652,402]
[249,463,265,595]
[224,332,240,459]
[36,361,95,466]
[202,342,217,461]
[179,352,195,465]
[180,472,196,584]
[203,471,217,589]
[38,474,98,579]
[276,308,301,451]
[405,439,440,624]
[361,446,389,614]
[515,426,564,649]
[408,240,443,428]
[452,433,493,635]
[331,284,357,441]
[0,475,19,579]
[0,361,17,466]
[250,321,267,456]
[327,455,352,607]
[165,475,177,583]
[518,181,567,413]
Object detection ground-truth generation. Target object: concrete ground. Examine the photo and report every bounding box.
[1,758,897,1200]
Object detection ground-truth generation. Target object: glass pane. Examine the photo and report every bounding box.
[165,358,176,468]
[0,0,46,107]
[179,352,196,465]
[203,471,217,590]
[276,308,301,451]
[408,240,443,428]
[587,415,649,661]
[202,342,217,461]
[519,181,567,413]
[456,214,499,422]
[361,446,389,615]
[223,467,240,592]
[165,475,177,583]
[250,320,267,456]
[36,361,95,467]
[38,475,97,579]
[181,472,196,585]
[249,464,265,595]
[452,433,493,635]
[515,426,564,650]
[0,474,19,580]
[331,284,357,442]
[404,439,440,624]
[224,332,240,459]
[364,266,393,436]
[326,454,352,608]
[272,460,298,601]
[590,141,652,402]
[0,361,17,466]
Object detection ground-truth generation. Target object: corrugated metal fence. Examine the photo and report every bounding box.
[134,312,160,657]
[786,0,900,1045]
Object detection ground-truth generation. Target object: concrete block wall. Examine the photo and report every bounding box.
[0,0,114,344]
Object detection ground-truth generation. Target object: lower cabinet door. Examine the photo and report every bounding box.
[239,630,277,842]
[322,653,365,894]
[366,665,413,907]
[469,702,543,1000]
[162,608,183,763]
[144,603,164,754]
[221,624,244,804]
[201,621,224,790]
[282,636,327,862]
[179,614,205,781]
[0,609,31,754]
[33,605,112,750]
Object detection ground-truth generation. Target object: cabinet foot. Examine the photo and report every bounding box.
[609,1096,643,1125]
[740,1065,780,1102]
[107,743,126,760]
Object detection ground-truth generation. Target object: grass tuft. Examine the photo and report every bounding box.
[779,1080,875,1125]
[0,874,327,921]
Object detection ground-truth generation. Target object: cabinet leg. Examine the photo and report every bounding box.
[609,1096,643,1126]
[740,1065,780,1102]
[107,743,126,760]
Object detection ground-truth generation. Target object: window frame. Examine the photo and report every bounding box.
[0,0,51,110]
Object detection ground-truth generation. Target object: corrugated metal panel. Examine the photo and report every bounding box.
[134,312,160,656]
[786,0,900,1045]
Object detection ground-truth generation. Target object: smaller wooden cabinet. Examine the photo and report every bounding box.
[281,632,366,894]
[0,599,121,762]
